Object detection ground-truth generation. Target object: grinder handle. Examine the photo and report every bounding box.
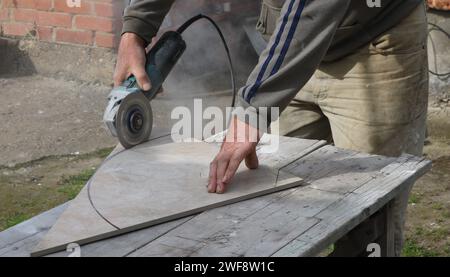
[123,31,186,100]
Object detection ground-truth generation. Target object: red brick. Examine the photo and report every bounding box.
[0,9,9,21]
[2,22,34,36]
[37,26,53,41]
[13,9,38,22]
[54,0,92,14]
[35,0,52,11]
[95,32,115,48]
[94,2,115,17]
[55,28,93,45]
[74,15,114,32]
[4,0,52,11]
[38,12,72,28]
[3,0,13,8]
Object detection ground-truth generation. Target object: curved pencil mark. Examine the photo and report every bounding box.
[86,150,126,230]
[86,133,173,230]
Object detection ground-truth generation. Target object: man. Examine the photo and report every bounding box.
[114,0,428,256]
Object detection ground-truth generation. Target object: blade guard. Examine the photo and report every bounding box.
[103,86,140,137]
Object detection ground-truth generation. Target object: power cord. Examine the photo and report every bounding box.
[428,22,450,77]
[177,14,237,107]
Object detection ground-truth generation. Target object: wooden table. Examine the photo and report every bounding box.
[0,132,431,257]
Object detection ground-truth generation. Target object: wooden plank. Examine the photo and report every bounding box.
[32,136,317,256]
[46,136,325,257]
[0,133,431,257]
[127,187,341,257]
[46,216,195,257]
[283,145,397,194]
[329,206,388,257]
[0,203,68,257]
[272,155,431,257]
[379,201,396,257]
[126,145,428,257]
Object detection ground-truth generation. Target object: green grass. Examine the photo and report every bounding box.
[0,147,114,171]
[5,213,31,229]
[0,168,98,230]
[57,168,96,200]
[442,209,450,219]
[402,225,450,257]
[402,238,440,257]
[432,202,444,211]
[0,147,114,231]
[408,193,422,204]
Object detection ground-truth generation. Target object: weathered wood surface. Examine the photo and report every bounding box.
[0,133,431,257]
[32,144,310,256]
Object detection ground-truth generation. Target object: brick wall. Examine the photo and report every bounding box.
[0,0,260,49]
[0,0,125,48]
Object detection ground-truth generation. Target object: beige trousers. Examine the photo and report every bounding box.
[277,5,429,256]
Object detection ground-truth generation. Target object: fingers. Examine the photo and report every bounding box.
[206,116,261,194]
[113,71,127,87]
[208,160,218,193]
[245,148,259,169]
[208,147,257,194]
[222,151,245,188]
[215,156,229,194]
[113,32,151,90]
[133,66,151,91]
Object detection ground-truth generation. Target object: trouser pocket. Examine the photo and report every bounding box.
[369,4,427,55]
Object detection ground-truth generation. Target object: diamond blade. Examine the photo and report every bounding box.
[116,93,153,149]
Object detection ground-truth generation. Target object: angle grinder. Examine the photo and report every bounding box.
[103,14,236,149]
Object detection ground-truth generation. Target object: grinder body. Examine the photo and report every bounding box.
[103,31,186,148]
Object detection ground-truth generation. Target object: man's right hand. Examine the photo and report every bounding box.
[113,33,151,91]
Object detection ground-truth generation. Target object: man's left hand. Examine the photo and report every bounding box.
[208,116,261,194]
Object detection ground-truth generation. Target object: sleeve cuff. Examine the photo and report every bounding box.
[122,17,158,45]
[232,97,271,131]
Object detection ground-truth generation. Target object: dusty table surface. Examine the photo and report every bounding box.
[0,131,431,257]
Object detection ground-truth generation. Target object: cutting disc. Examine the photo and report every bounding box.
[116,93,153,149]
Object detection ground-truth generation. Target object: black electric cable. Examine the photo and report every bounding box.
[177,14,237,107]
[428,22,450,77]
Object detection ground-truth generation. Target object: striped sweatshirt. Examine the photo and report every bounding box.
[122,0,423,127]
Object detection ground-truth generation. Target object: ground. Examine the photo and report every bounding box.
[0,73,449,256]
[403,105,450,256]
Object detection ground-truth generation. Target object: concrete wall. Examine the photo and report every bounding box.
[427,9,450,98]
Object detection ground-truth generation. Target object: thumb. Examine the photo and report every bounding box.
[133,66,151,91]
[245,148,259,169]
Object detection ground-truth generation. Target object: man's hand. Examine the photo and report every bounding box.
[208,116,261,194]
[114,33,151,91]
